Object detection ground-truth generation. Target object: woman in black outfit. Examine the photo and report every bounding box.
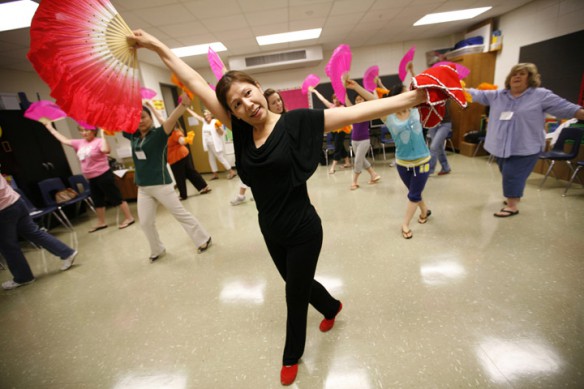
[129,29,454,386]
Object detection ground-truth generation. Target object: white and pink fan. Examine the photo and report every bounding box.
[140,87,157,100]
[432,61,470,79]
[27,0,142,133]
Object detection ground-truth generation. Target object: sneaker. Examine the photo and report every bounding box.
[61,250,78,271]
[149,248,166,262]
[2,279,35,290]
[230,195,246,206]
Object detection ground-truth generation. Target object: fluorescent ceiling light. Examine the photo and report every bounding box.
[256,28,322,46]
[414,7,492,26]
[0,0,39,33]
[171,42,227,58]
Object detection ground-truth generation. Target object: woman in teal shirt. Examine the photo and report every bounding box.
[384,85,432,239]
[123,94,212,261]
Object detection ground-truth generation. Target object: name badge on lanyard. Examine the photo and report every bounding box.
[500,111,514,121]
[135,137,147,160]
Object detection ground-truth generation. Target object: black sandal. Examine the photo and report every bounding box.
[418,210,432,224]
[197,237,212,253]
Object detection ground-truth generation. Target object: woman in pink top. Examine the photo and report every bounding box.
[44,123,135,232]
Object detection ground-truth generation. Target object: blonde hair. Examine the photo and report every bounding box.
[504,63,541,89]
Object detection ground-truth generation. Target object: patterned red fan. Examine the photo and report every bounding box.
[363,65,379,92]
[325,44,352,104]
[27,0,142,133]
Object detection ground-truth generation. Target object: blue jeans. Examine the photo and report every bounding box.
[0,199,74,283]
[427,123,451,174]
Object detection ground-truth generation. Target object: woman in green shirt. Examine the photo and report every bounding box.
[123,94,212,261]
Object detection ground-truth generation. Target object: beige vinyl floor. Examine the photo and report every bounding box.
[1,153,583,389]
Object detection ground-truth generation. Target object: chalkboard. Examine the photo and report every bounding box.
[310,74,402,128]
[519,30,584,105]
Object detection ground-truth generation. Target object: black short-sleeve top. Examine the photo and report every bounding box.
[231,109,325,244]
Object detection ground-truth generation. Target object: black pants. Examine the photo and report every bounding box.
[170,155,207,199]
[264,227,340,365]
[332,131,349,161]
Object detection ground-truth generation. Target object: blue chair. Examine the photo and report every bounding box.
[539,127,584,189]
[14,187,72,231]
[68,174,95,213]
[379,125,395,161]
[563,160,584,196]
[323,132,335,166]
[38,177,93,227]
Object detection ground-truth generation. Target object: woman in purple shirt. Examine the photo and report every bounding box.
[345,79,381,190]
[469,63,584,217]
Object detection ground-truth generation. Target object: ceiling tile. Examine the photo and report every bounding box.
[158,22,211,38]
[200,14,250,32]
[244,9,289,27]
[330,0,376,16]
[289,3,333,21]
[134,4,196,26]
[182,0,243,18]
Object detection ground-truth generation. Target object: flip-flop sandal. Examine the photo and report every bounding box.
[119,220,135,229]
[401,228,413,239]
[350,184,359,190]
[200,187,212,194]
[494,208,519,218]
[368,175,381,184]
[89,225,108,233]
[418,210,432,224]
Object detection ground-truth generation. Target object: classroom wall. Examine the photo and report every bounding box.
[493,0,584,86]
[1,0,581,173]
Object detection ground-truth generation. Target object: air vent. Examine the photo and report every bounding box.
[245,50,307,67]
[229,46,323,74]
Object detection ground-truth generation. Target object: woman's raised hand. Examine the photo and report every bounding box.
[179,93,191,107]
[128,29,163,51]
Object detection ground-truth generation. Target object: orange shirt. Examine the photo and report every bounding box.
[167,130,189,165]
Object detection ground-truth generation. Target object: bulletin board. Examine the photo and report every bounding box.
[277,88,309,110]
[519,30,584,105]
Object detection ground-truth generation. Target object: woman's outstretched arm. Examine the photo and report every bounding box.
[44,122,73,146]
[128,30,231,128]
[323,89,425,133]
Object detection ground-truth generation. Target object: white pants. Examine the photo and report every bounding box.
[137,184,210,256]
[206,141,232,172]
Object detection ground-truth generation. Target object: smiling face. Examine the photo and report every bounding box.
[226,81,268,125]
[203,110,212,123]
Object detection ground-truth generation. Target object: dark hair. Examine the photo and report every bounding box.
[263,88,287,113]
[215,70,260,113]
[388,84,405,98]
[142,106,152,118]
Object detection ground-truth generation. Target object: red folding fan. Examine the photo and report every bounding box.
[27,0,142,133]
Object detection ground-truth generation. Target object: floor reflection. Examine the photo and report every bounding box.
[219,279,266,304]
[113,372,187,389]
[420,255,466,286]
[477,337,561,382]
